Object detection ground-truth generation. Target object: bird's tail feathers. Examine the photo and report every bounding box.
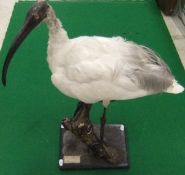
[165,80,184,94]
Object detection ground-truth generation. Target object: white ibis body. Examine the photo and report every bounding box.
[2,2,184,141]
[46,3,184,106]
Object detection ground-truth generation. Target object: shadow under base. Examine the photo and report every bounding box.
[59,124,128,169]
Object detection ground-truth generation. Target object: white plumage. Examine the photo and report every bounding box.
[45,7,184,107]
[2,1,184,145]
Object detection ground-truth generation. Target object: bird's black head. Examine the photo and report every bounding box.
[25,1,49,25]
[2,1,49,86]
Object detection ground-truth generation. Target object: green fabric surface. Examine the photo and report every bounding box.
[0,0,185,175]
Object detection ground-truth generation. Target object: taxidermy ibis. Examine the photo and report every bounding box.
[1,1,184,163]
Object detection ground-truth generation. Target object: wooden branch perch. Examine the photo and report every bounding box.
[62,102,122,164]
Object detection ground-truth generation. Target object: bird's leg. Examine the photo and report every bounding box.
[73,101,85,119]
[100,107,106,143]
[73,101,92,122]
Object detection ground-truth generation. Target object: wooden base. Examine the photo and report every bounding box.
[59,124,129,169]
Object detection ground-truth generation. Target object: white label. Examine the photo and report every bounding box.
[64,156,81,164]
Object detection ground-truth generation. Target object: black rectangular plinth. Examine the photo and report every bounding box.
[59,124,128,169]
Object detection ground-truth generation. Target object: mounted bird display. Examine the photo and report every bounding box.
[1,1,184,165]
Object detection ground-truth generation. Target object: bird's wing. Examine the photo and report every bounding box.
[62,36,174,93]
[65,58,116,83]
[128,44,174,92]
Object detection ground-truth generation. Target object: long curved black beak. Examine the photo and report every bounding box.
[2,1,49,86]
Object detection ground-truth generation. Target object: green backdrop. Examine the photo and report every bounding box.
[0,0,185,175]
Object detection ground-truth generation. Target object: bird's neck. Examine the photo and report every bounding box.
[45,8,69,72]
[46,8,69,44]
